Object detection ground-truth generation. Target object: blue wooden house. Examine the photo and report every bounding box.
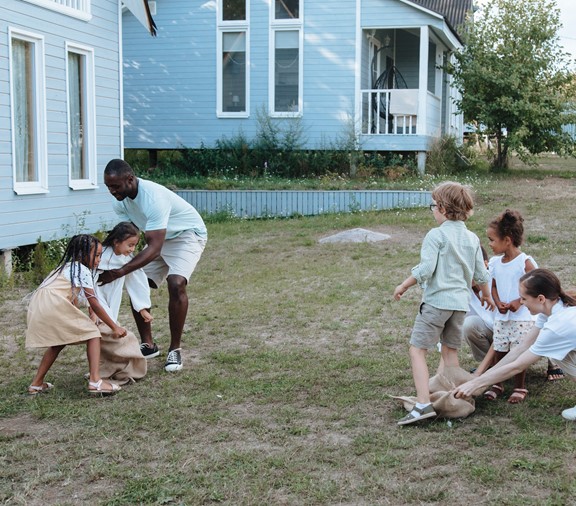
[122,0,472,172]
[0,0,155,269]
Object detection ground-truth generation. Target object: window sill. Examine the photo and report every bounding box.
[13,186,49,196]
[69,182,99,191]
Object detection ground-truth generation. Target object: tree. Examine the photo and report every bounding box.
[447,0,576,169]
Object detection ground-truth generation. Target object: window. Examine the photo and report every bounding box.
[67,44,97,189]
[222,0,245,21]
[274,31,299,113]
[217,0,249,117]
[21,0,91,21]
[9,29,48,195]
[221,32,247,113]
[270,1,302,116]
[275,0,299,20]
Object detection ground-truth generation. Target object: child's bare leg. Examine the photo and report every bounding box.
[508,369,528,403]
[397,345,437,425]
[30,345,65,387]
[513,369,527,390]
[131,302,153,346]
[484,351,507,400]
[410,345,430,404]
[86,338,118,391]
[492,351,507,391]
[440,345,459,369]
[86,337,101,383]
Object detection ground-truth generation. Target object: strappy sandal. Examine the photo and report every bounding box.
[546,367,565,382]
[484,384,503,401]
[28,382,54,395]
[88,379,121,395]
[508,388,528,404]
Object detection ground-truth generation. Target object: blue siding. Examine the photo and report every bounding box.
[0,0,123,251]
[176,189,431,218]
[122,0,453,153]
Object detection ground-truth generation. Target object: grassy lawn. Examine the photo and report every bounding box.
[2,163,576,505]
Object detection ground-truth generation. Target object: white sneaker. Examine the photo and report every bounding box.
[164,348,183,372]
[561,405,576,421]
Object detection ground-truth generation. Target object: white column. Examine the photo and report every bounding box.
[417,151,427,175]
[0,249,12,278]
[418,26,429,136]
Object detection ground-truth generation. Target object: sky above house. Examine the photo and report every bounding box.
[556,0,576,66]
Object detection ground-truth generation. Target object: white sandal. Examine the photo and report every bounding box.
[88,379,121,395]
[28,382,54,395]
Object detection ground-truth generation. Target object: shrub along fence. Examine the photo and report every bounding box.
[176,190,432,219]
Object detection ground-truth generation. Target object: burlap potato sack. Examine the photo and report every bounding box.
[391,366,482,419]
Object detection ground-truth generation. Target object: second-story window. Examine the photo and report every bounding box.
[275,0,299,19]
[223,0,245,21]
[21,0,91,21]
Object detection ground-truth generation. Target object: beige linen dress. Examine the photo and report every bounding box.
[26,271,100,348]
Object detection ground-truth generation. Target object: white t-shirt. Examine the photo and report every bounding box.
[489,252,536,322]
[530,301,576,361]
[112,178,207,240]
[41,262,95,306]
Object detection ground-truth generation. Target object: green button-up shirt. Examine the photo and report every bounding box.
[411,220,490,312]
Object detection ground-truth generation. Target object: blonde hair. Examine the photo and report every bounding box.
[432,181,474,221]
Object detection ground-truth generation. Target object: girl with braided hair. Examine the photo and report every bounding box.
[26,234,126,395]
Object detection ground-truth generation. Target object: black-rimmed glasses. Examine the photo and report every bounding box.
[429,203,438,211]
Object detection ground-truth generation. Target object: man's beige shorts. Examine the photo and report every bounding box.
[143,230,206,286]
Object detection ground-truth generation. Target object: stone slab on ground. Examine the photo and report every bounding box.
[319,228,391,244]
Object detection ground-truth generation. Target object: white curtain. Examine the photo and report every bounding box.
[68,52,85,180]
[12,38,35,182]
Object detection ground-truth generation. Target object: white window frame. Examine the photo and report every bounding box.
[21,0,91,21]
[66,42,98,190]
[217,0,250,118]
[269,1,303,117]
[9,28,49,195]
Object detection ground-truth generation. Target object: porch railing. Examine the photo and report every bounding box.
[361,89,418,135]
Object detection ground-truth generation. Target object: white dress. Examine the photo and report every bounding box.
[97,246,151,321]
[96,247,149,384]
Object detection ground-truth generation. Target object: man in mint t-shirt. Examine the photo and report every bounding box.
[100,159,207,372]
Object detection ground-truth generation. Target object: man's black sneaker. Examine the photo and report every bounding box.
[140,343,160,359]
[165,348,183,372]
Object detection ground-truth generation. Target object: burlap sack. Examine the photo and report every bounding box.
[392,366,479,419]
[98,323,147,385]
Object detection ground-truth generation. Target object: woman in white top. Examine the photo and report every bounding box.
[454,268,576,421]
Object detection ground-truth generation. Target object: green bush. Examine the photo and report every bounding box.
[426,135,488,175]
